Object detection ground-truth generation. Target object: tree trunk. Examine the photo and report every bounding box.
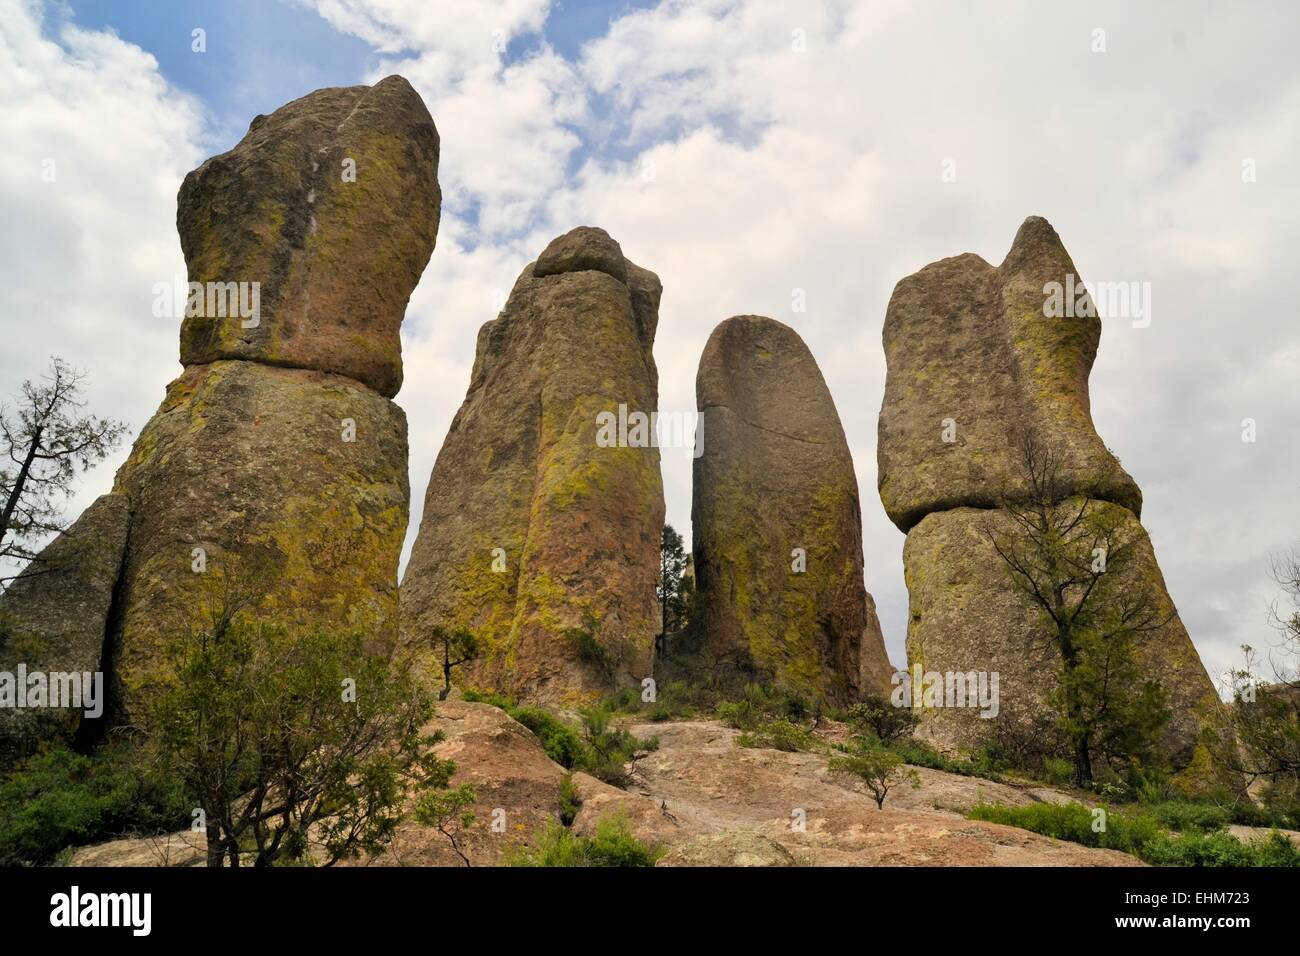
[1073,734,1093,787]
[441,642,451,700]
[205,822,223,868]
[0,426,41,550]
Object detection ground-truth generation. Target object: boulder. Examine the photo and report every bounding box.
[690,316,889,703]
[877,216,1141,532]
[878,217,1218,765]
[177,75,440,398]
[109,361,409,701]
[400,227,664,705]
[0,494,130,753]
[12,77,440,728]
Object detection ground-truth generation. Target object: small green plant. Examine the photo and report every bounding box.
[737,717,815,753]
[829,740,920,809]
[428,625,480,701]
[505,813,662,867]
[559,775,582,826]
[413,780,477,866]
[579,705,658,787]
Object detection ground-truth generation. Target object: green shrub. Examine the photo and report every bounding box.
[463,692,656,786]
[1142,829,1300,867]
[717,683,811,731]
[511,706,587,769]
[505,814,661,867]
[737,718,815,753]
[579,706,658,787]
[842,695,920,744]
[966,801,1300,867]
[0,741,190,866]
[1148,800,1231,833]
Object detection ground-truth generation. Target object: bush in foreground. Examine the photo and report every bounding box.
[505,814,661,867]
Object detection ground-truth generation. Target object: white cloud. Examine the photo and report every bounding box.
[0,0,206,569]
[385,0,1300,685]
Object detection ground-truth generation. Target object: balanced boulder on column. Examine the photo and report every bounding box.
[3,76,439,729]
[879,217,1217,761]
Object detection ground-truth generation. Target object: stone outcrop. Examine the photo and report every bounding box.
[879,217,1217,760]
[878,216,1142,532]
[690,316,891,704]
[399,227,664,705]
[0,494,129,753]
[859,593,895,697]
[2,76,437,732]
[177,77,440,398]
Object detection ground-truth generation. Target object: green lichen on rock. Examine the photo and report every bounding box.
[877,217,1142,532]
[109,361,410,706]
[400,228,664,705]
[691,316,891,705]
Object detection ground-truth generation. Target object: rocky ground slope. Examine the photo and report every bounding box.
[71,702,1150,867]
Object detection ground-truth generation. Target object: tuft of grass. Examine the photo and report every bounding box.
[505,813,662,867]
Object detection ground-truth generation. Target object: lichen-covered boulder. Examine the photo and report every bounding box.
[879,217,1218,767]
[177,76,440,398]
[89,76,435,723]
[878,216,1141,532]
[690,316,890,704]
[903,503,1219,761]
[0,494,130,754]
[400,227,664,705]
[108,361,409,702]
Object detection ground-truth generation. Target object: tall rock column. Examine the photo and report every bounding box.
[691,316,892,705]
[878,216,1217,761]
[400,227,665,706]
[2,76,439,746]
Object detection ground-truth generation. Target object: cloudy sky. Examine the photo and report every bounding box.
[2,0,1297,687]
